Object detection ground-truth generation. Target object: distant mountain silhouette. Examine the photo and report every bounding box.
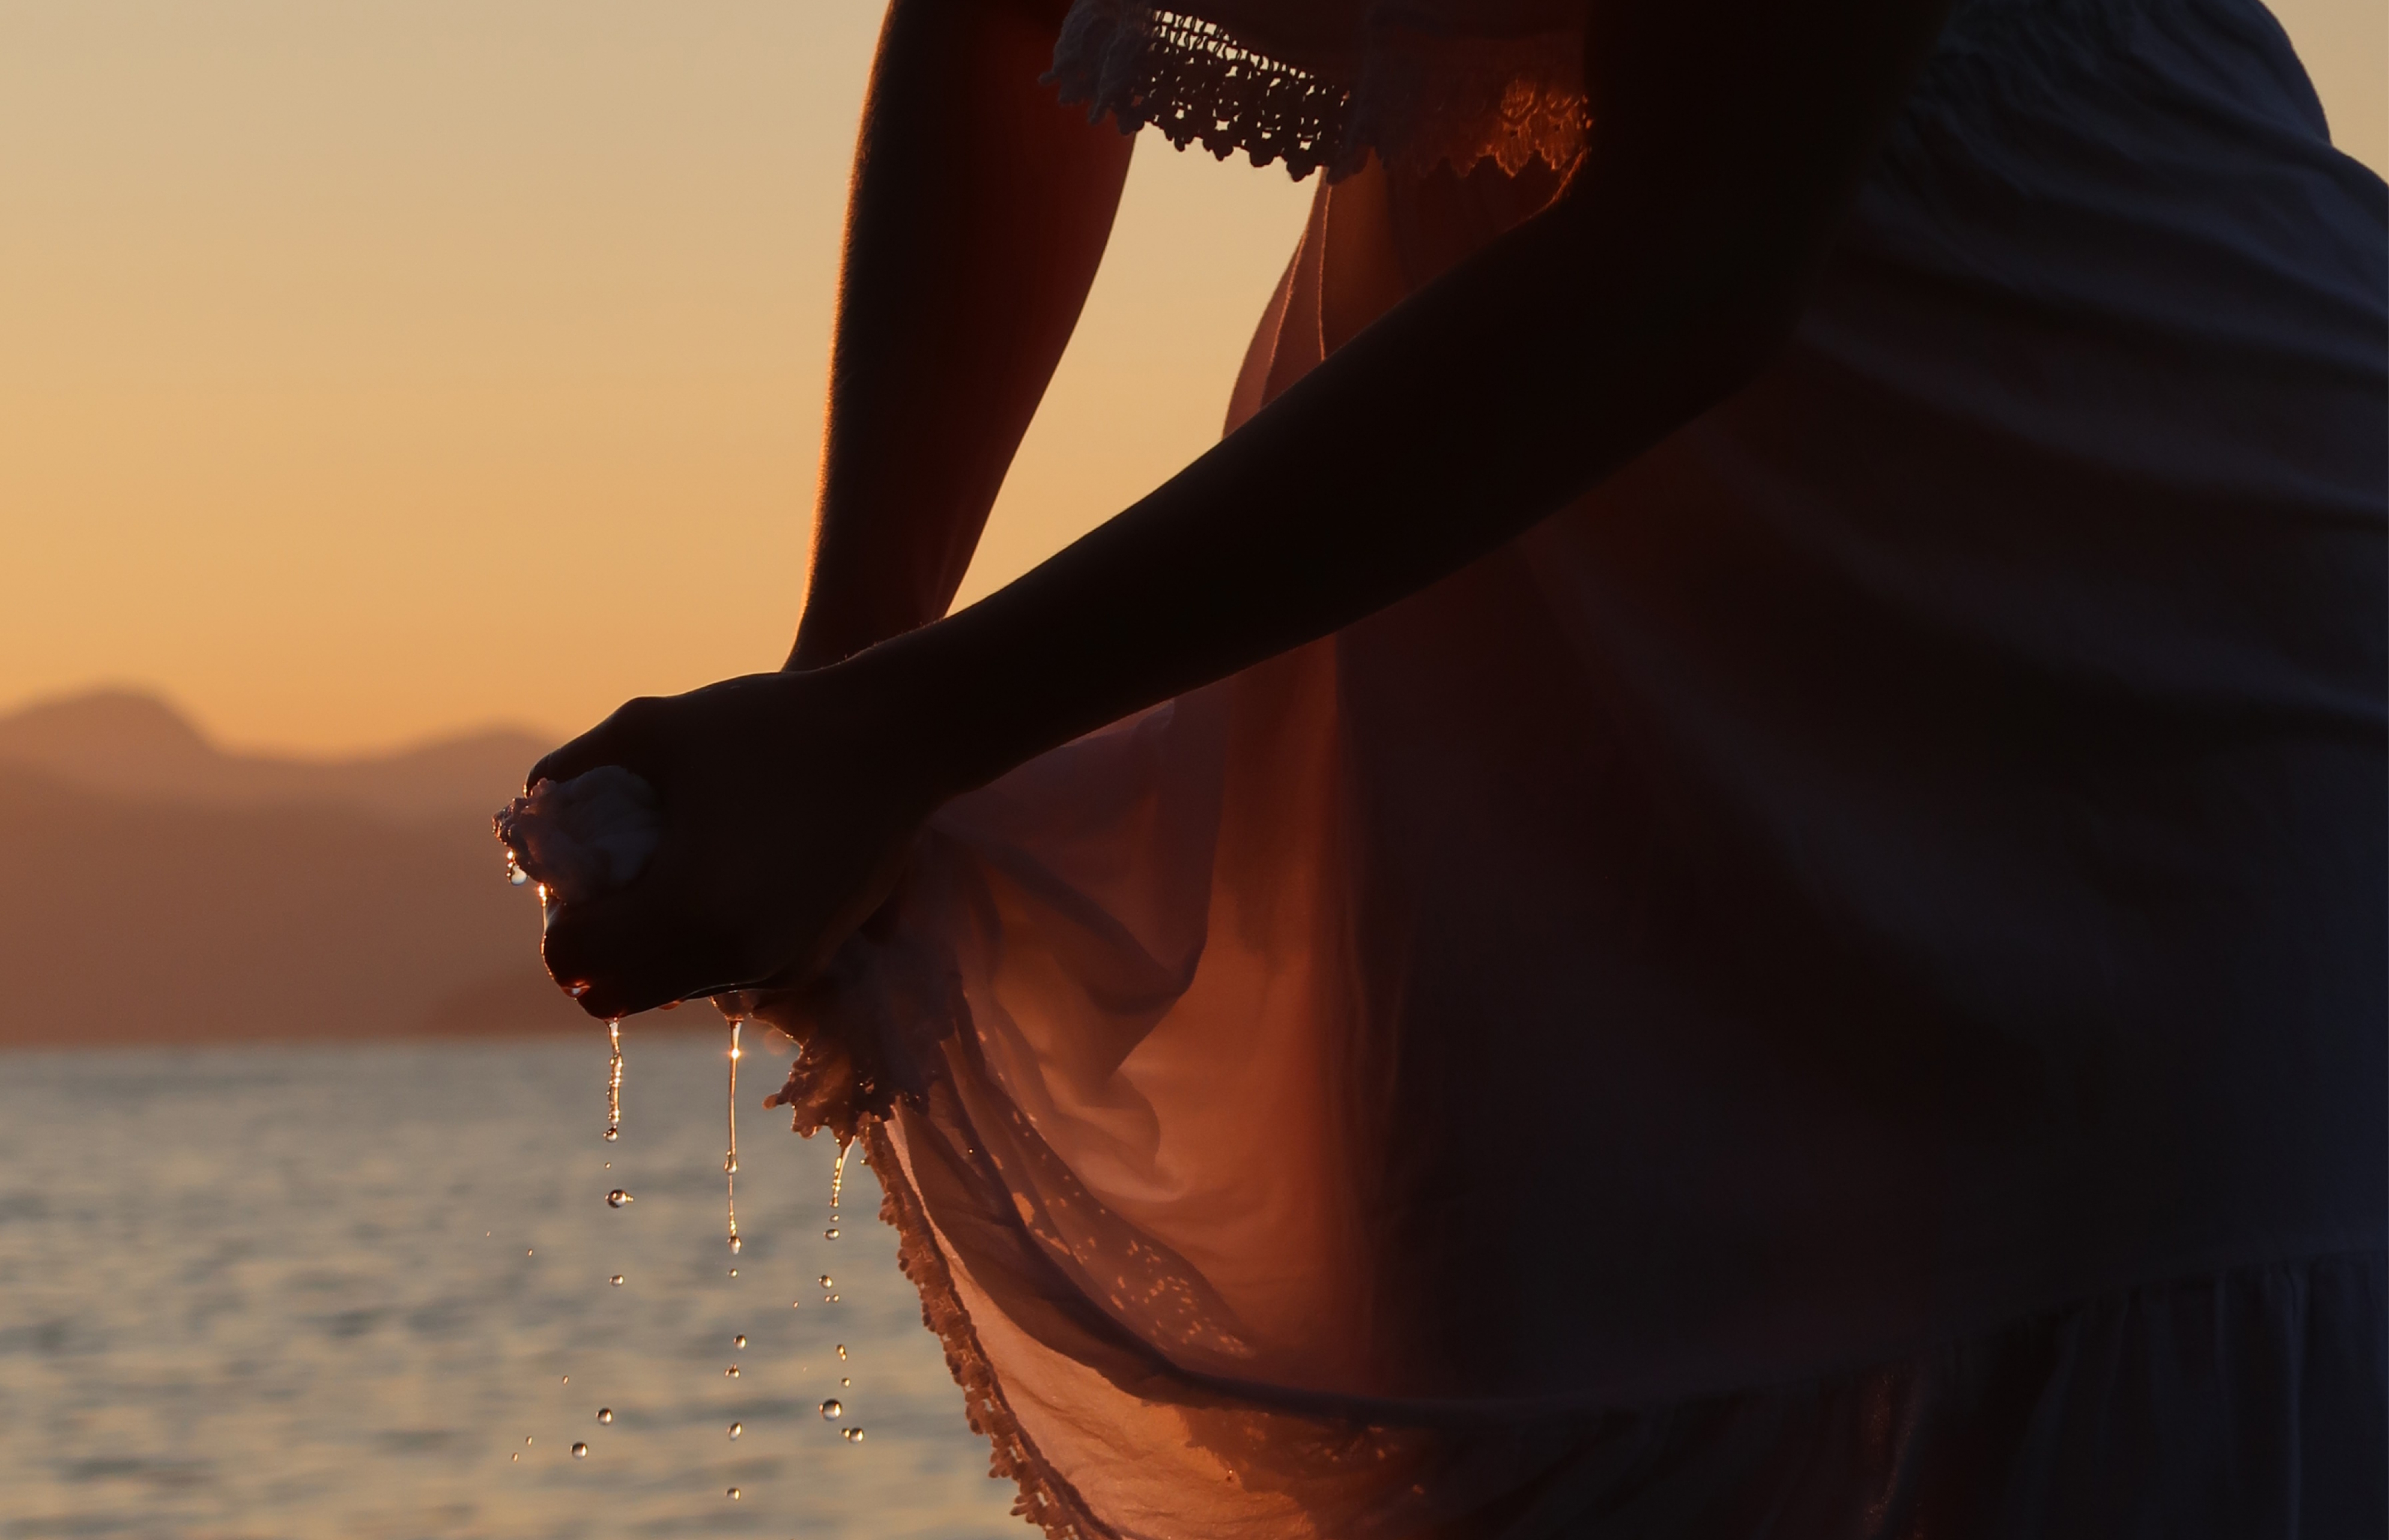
[0,691,614,1045]
[0,689,554,823]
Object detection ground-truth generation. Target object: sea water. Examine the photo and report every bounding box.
[0,1035,1022,1539]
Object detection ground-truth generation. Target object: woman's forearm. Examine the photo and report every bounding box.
[789,0,1136,669]
[841,0,1954,800]
[853,183,1777,795]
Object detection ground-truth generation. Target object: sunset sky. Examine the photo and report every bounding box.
[2,0,2380,757]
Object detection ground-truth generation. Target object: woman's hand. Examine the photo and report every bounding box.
[524,664,943,1021]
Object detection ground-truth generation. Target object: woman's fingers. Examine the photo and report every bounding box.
[524,696,670,794]
[542,886,743,1019]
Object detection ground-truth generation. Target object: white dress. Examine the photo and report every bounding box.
[760,0,2388,1533]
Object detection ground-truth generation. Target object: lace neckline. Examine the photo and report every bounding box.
[1044,0,1591,181]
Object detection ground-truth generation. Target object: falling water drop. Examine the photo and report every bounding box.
[728,1234,742,1254]
[728,1422,743,1439]
[824,1227,840,1239]
[840,1377,850,1387]
[728,1487,742,1501]
[725,1365,740,1377]
[819,1398,844,1421]
[733,1334,746,1348]
[829,1293,840,1302]
[596,1408,614,1424]
[560,1375,570,1384]
[511,1453,519,1463]
[608,1274,625,1287]
[836,1344,847,1359]
[818,1275,834,1288]
[607,1189,633,1208]
[572,1442,589,1459]
[843,1427,866,1443]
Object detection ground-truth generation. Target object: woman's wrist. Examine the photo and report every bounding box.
[784,625,981,815]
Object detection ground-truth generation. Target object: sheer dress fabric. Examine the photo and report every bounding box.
[757,0,2389,1532]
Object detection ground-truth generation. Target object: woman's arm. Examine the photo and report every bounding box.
[846,0,1955,792]
[789,0,1135,669]
[533,0,1955,1016]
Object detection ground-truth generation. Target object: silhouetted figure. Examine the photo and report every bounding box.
[524,0,2387,1530]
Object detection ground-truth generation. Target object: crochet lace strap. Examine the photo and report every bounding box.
[1045,0,1590,182]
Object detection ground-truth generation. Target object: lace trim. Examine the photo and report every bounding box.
[867,1117,1117,1540]
[1046,0,1588,181]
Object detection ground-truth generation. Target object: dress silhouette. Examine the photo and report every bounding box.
[752,0,2388,1532]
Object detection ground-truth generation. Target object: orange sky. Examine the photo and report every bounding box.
[1,0,2379,756]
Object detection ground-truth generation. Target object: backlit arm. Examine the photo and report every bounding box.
[788,0,1135,669]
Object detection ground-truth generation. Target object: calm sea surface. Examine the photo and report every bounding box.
[0,1034,1025,1539]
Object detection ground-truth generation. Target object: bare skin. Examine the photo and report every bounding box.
[531,0,1955,1020]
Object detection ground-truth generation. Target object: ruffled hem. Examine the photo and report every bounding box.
[866,1116,1117,1539]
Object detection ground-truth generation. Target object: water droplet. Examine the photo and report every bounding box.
[728,1268,739,1277]
[728,1422,743,1439]
[510,865,531,887]
[568,982,590,998]
[725,1365,740,1377]
[596,1408,613,1424]
[526,1249,534,1257]
[818,1275,834,1288]
[728,1234,742,1253]
[829,1293,840,1302]
[525,1437,534,1445]
[728,1487,742,1500]
[560,1375,570,1384]
[823,1227,840,1239]
[733,1334,746,1348]
[724,1156,740,1174]
[819,1398,843,1421]
[835,1344,847,1360]
[602,1127,619,1142]
[843,1427,865,1443]
[608,1274,625,1287]
[606,1189,632,1208]
[511,1453,519,1463]
[840,1377,850,1386]
[572,1442,589,1459]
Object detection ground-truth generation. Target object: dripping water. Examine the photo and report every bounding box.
[604,1018,624,1142]
[724,1018,742,1256]
[828,1138,849,1239]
